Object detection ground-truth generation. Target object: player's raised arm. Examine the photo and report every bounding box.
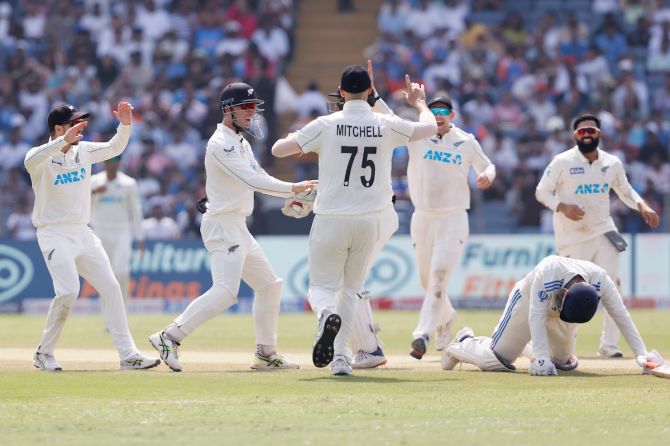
[402,75,437,142]
[24,121,88,171]
[86,102,134,164]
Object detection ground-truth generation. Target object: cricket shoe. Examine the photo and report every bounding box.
[33,352,62,372]
[410,335,429,360]
[149,331,182,372]
[351,346,387,369]
[435,313,457,351]
[441,327,474,370]
[553,355,579,371]
[597,345,624,359]
[312,312,341,368]
[330,355,352,376]
[120,353,161,370]
[251,353,300,370]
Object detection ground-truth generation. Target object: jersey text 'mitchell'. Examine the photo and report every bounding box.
[336,125,382,138]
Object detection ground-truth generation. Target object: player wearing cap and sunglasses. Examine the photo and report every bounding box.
[536,114,660,359]
[405,95,496,361]
[442,255,664,375]
[149,82,317,372]
[24,102,160,371]
[272,65,438,376]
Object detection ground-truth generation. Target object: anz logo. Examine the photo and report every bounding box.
[423,150,462,165]
[54,168,86,185]
[575,183,609,194]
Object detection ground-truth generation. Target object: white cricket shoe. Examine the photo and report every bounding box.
[330,355,352,376]
[149,331,182,372]
[120,353,161,370]
[352,346,387,369]
[441,327,474,370]
[251,353,300,370]
[597,345,624,359]
[33,352,62,372]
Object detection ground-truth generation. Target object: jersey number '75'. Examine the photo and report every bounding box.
[341,145,376,187]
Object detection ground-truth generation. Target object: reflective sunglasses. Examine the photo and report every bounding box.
[236,103,258,111]
[431,107,452,116]
[69,118,87,125]
[574,126,599,137]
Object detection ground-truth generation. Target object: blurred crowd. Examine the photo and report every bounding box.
[2,0,670,239]
[0,0,298,239]
[365,0,670,233]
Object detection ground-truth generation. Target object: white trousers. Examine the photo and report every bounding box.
[35,224,139,360]
[411,210,468,339]
[489,281,577,365]
[350,205,398,353]
[174,214,282,347]
[95,228,132,303]
[307,213,380,361]
[558,234,622,348]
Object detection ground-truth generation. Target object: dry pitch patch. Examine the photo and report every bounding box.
[0,347,646,374]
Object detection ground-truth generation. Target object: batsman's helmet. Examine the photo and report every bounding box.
[559,282,600,323]
[219,82,264,110]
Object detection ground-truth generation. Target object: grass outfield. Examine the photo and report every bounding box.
[1,310,669,446]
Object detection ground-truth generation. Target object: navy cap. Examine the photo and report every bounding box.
[427,96,453,109]
[340,65,371,94]
[48,104,90,132]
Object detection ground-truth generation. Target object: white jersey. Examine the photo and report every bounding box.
[536,147,642,249]
[205,123,293,216]
[520,255,646,360]
[295,100,414,215]
[90,171,144,241]
[24,124,131,228]
[407,125,495,213]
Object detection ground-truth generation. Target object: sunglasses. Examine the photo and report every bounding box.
[431,107,452,116]
[574,126,599,137]
[69,118,87,125]
[236,103,258,111]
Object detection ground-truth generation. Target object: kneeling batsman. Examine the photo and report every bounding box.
[442,255,664,376]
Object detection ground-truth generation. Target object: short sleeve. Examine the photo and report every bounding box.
[295,118,326,154]
[385,115,414,148]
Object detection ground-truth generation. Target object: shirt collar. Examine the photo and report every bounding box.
[573,146,601,163]
[342,100,372,111]
[218,123,241,138]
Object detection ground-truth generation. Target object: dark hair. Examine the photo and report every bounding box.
[572,114,601,130]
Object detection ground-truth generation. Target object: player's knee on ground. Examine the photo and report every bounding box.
[447,337,515,372]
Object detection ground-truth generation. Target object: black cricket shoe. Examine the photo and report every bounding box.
[312,313,341,367]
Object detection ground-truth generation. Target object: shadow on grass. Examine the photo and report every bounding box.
[296,375,460,383]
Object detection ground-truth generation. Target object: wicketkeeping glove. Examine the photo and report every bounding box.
[281,187,317,219]
[528,358,558,376]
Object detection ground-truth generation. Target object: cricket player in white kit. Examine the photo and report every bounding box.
[536,114,660,358]
[149,83,317,372]
[443,255,665,375]
[272,66,437,375]
[91,156,144,303]
[25,103,159,371]
[406,96,496,360]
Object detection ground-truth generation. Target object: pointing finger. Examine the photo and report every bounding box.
[405,74,411,90]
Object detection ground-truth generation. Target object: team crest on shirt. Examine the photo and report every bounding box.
[569,167,584,175]
[223,146,235,153]
[538,290,548,302]
[601,165,610,175]
[453,140,464,148]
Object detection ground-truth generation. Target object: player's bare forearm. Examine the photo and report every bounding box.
[272,135,302,157]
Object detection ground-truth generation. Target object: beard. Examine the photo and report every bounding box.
[576,136,599,154]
